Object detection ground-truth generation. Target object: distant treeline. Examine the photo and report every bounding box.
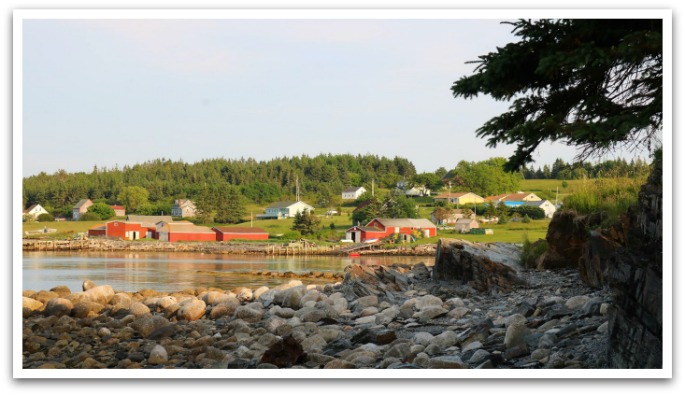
[521,158,651,180]
[22,154,417,218]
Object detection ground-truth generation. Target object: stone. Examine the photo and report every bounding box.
[468,349,491,365]
[22,297,43,312]
[359,307,379,317]
[565,295,591,310]
[413,306,448,323]
[597,321,609,334]
[260,335,304,368]
[177,300,206,321]
[429,331,458,350]
[428,355,467,369]
[148,345,168,365]
[531,348,551,361]
[234,305,264,323]
[411,332,434,347]
[82,280,97,291]
[129,302,151,317]
[351,328,396,345]
[71,301,104,318]
[384,341,412,360]
[415,295,443,310]
[445,297,466,309]
[447,307,470,320]
[301,335,327,353]
[411,262,431,281]
[44,298,73,317]
[600,303,610,315]
[462,340,482,353]
[324,359,356,369]
[354,295,379,310]
[295,306,327,323]
[82,285,115,305]
[434,238,524,292]
[504,322,530,349]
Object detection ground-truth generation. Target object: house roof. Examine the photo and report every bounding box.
[158,222,215,234]
[343,187,365,193]
[111,205,125,210]
[503,193,535,201]
[213,227,268,234]
[346,225,384,232]
[456,218,477,224]
[173,199,195,208]
[484,194,510,202]
[24,203,43,213]
[89,224,106,231]
[267,201,312,209]
[73,199,92,208]
[126,215,173,226]
[433,192,478,199]
[371,218,437,229]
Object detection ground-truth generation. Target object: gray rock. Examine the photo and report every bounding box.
[462,340,482,353]
[468,349,491,365]
[447,307,470,319]
[415,294,443,310]
[411,332,434,347]
[234,305,264,323]
[384,342,412,360]
[565,295,590,310]
[413,306,448,323]
[301,335,327,353]
[597,321,609,333]
[44,298,73,317]
[429,331,458,349]
[354,295,379,310]
[504,322,530,349]
[428,355,467,369]
[148,345,168,365]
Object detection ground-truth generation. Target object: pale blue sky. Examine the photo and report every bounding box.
[22,18,645,177]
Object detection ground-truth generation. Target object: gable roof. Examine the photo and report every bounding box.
[371,218,437,229]
[126,215,173,226]
[213,227,268,234]
[24,203,43,214]
[173,199,195,208]
[484,194,510,202]
[343,187,365,193]
[73,199,92,209]
[110,205,125,210]
[456,218,477,224]
[267,201,312,209]
[503,193,534,201]
[433,192,476,199]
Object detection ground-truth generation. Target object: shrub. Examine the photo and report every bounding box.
[521,214,531,223]
[37,213,54,222]
[520,236,548,269]
[79,212,101,221]
[497,215,508,224]
[563,176,646,224]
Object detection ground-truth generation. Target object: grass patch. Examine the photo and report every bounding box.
[562,176,646,223]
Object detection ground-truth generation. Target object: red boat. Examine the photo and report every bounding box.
[348,253,360,257]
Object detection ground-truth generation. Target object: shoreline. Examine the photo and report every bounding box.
[22,238,437,256]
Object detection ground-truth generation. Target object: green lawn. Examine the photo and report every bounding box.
[411,218,550,245]
[22,220,104,239]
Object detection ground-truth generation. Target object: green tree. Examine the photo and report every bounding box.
[87,202,116,220]
[117,186,149,213]
[452,19,662,171]
[291,210,321,236]
[452,157,522,196]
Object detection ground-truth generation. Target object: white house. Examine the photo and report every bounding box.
[171,199,197,218]
[524,200,557,218]
[257,201,315,220]
[23,204,49,220]
[455,218,479,233]
[342,186,366,200]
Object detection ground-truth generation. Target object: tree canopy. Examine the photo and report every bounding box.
[451,19,663,171]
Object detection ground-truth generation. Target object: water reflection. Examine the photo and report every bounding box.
[22,251,431,293]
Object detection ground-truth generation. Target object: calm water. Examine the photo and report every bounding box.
[22,251,432,293]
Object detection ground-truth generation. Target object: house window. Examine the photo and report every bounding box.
[114,223,118,227]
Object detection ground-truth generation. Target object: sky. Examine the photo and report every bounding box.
[20,14,651,177]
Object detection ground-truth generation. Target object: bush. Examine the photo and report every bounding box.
[563,176,646,223]
[497,215,508,224]
[508,206,546,220]
[520,236,548,269]
[521,214,531,223]
[79,212,101,221]
[282,230,302,240]
[37,213,54,222]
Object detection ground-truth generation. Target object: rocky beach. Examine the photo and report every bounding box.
[22,239,613,370]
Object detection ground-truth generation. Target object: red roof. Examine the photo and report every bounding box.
[213,227,268,234]
[111,205,125,210]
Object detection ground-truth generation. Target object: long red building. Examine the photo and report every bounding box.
[213,227,269,241]
[345,218,437,243]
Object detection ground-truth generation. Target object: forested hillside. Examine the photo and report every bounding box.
[22,154,417,218]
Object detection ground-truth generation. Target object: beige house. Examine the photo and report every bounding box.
[434,192,484,206]
[430,208,475,225]
[455,218,479,233]
[72,199,93,220]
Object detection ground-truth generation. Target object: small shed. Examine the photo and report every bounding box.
[455,218,479,234]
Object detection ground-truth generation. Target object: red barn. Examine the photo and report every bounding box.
[106,221,150,240]
[213,227,269,241]
[156,222,217,242]
[346,218,437,243]
[87,224,106,237]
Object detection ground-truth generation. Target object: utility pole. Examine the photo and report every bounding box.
[372,179,375,197]
[296,176,300,202]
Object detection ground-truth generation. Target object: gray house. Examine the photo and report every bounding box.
[73,199,93,220]
[257,201,315,220]
[171,199,197,218]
